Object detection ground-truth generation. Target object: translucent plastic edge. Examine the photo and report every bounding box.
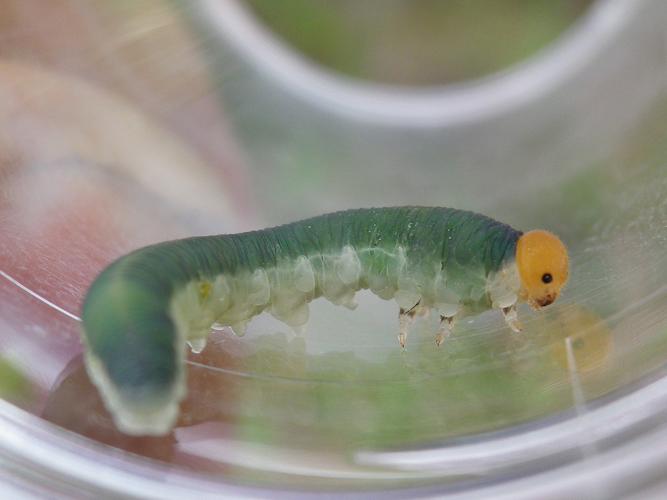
[355,364,667,474]
[195,0,641,126]
[1,365,667,497]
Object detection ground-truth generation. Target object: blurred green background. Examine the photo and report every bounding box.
[245,0,594,84]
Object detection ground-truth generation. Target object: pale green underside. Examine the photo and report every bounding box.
[170,244,521,346]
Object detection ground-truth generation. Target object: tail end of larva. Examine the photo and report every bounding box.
[81,273,186,436]
[83,349,185,435]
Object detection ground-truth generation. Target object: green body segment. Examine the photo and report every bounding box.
[220,206,517,274]
[81,207,521,434]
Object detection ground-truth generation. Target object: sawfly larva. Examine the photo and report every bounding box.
[81,207,569,435]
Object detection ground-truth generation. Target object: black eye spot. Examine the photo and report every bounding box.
[542,273,553,284]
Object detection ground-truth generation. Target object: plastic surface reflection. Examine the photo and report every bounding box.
[1,0,667,496]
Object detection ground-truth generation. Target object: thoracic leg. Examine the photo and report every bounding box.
[502,304,522,333]
[398,301,420,348]
[435,315,454,346]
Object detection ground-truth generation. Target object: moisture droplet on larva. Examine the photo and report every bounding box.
[187,338,207,354]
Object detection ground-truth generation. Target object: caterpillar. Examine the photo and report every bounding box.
[81,207,569,435]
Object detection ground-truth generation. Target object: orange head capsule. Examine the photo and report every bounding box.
[516,230,569,309]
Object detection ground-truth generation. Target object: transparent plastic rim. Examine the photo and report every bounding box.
[1,0,664,496]
[1,363,667,497]
[198,0,639,126]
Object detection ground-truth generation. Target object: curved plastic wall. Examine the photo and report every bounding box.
[1,0,667,497]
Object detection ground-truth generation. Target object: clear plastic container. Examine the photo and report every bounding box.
[1,0,667,497]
